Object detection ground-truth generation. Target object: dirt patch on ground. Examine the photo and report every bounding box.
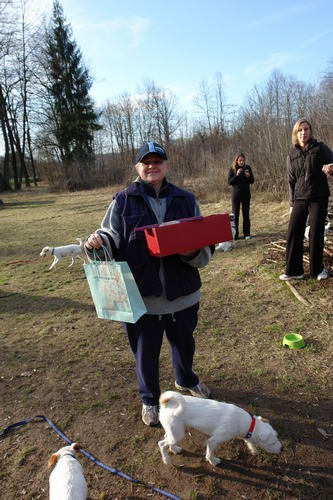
[0,188,332,499]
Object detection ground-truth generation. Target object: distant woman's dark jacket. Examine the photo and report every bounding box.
[228,165,255,194]
[287,139,333,206]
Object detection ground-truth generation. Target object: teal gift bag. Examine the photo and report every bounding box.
[84,248,147,323]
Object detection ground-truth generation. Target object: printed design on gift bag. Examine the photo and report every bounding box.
[84,246,147,323]
[94,262,131,313]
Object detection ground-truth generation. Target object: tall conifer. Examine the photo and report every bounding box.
[45,0,100,174]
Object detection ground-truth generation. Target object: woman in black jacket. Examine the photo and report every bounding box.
[279,118,333,281]
[228,153,255,239]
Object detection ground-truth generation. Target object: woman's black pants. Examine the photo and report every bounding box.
[232,190,251,238]
[285,198,328,278]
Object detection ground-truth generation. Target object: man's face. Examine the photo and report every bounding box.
[135,153,169,188]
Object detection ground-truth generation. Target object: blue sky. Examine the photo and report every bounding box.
[43,0,333,112]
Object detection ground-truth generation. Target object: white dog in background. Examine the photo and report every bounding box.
[48,442,87,500]
[216,213,236,252]
[40,239,84,270]
[304,221,330,241]
[158,391,282,466]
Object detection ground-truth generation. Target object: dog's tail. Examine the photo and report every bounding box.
[76,238,83,247]
[159,390,185,416]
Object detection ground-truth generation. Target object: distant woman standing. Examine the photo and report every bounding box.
[279,118,333,281]
[228,153,255,239]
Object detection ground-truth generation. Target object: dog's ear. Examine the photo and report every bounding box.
[71,442,81,451]
[48,453,59,468]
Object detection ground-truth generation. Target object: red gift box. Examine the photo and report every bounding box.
[135,214,233,257]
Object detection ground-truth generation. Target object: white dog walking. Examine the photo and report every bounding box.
[304,221,330,241]
[48,443,87,500]
[158,391,282,466]
[40,239,84,270]
[216,213,236,252]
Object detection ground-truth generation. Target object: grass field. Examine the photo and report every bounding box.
[0,185,332,499]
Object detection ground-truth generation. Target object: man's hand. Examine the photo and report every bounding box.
[85,233,103,250]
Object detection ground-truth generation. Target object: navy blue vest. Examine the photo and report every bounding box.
[114,180,201,300]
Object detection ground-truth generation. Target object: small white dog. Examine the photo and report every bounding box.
[48,442,87,500]
[304,222,330,241]
[40,239,84,270]
[216,213,236,252]
[158,391,282,466]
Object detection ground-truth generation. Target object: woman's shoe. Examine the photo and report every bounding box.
[279,273,305,281]
[317,269,330,280]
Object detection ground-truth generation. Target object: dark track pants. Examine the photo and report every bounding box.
[232,190,251,238]
[124,304,200,405]
[286,198,328,278]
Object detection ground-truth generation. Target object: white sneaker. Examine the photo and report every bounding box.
[244,236,251,240]
[142,404,159,426]
[279,273,305,281]
[175,381,211,398]
[317,269,330,281]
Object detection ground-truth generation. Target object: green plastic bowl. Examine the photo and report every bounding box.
[283,333,305,349]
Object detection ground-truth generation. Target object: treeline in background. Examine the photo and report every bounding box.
[1,0,333,200]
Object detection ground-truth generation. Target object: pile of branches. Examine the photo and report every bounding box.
[265,205,333,272]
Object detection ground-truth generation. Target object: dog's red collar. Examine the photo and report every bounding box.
[245,416,256,439]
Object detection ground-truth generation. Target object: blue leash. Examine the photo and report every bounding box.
[0,415,182,500]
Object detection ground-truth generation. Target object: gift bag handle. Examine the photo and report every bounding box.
[92,245,113,263]
[84,244,113,264]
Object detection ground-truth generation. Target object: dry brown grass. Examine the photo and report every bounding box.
[0,185,332,499]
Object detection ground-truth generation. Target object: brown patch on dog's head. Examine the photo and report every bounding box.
[71,442,81,451]
[40,247,50,257]
[48,453,59,468]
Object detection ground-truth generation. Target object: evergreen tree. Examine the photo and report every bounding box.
[44,0,100,173]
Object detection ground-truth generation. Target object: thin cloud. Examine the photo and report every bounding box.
[69,16,150,51]
[75,16,149,37]
[298,28,333,49]
[248,3,314,27]
[244,52,298,76]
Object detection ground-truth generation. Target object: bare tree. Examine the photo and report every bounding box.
[311,61,333,144]
[239,71,315,194]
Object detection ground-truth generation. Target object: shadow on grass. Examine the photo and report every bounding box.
[4,200,55,209]
[0,290,93,314]
[180,457,332,499]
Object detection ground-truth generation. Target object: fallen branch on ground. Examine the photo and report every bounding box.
[286,281,312,307]
[271,242,286,251]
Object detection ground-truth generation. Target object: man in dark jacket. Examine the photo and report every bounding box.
[85,142,213,426]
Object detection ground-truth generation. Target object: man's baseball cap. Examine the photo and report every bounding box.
[135,142,168,163]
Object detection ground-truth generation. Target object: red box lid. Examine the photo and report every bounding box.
[135,214,232,257]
